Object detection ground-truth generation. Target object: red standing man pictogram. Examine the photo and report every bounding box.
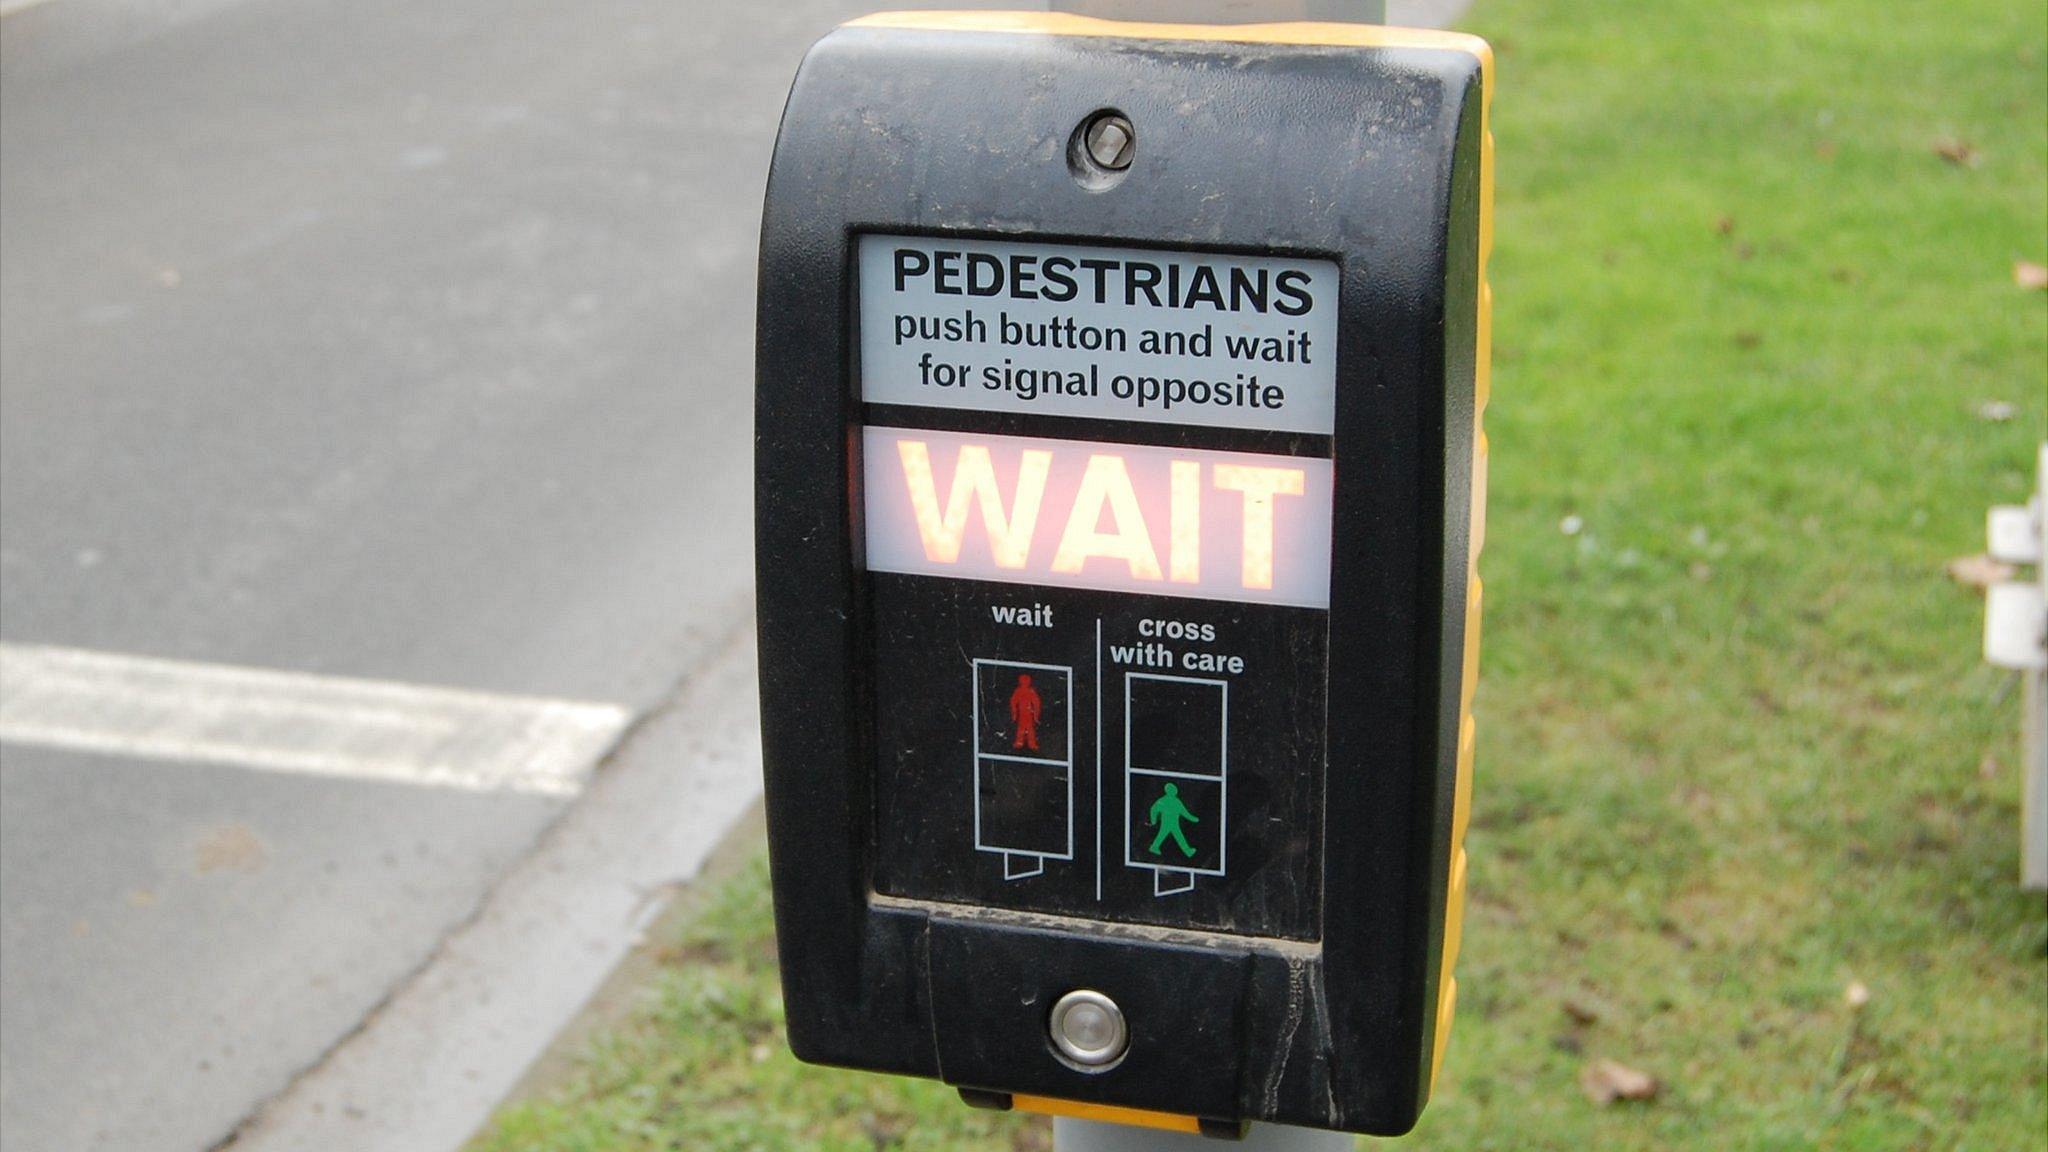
[1009,673,1043,752]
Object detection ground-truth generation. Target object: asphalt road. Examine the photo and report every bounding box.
[0,0,893,1147]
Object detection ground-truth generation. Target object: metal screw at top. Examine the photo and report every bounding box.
[1083,114,1135,171]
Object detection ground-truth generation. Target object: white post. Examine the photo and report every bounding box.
[2033,445,2047,890]
[2024,664,2046,890]
[1984,442,2048,890]
[2024,445,2048,890]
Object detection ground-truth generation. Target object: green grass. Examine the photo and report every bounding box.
[472,0,2047,1148]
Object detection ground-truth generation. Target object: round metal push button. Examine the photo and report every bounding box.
[1049,989,1127,1069]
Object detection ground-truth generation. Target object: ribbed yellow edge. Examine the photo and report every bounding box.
[1447,38,1491,1095]
[1476,282,1493,412]
[1442,849,1468,972]
[1471,431,1489,563]
[1430,976,1459,1084]
[1436,718,1476,1092]
[1459,578,1483,714]
[1452,714,1476,847]
[1011,1095,1205,1134]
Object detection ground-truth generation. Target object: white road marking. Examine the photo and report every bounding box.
[0,644,630,796]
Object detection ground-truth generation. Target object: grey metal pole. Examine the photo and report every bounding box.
[1048,1,1387,24]
[1054,1118,1354,1150]
[1041,2,1382,1146]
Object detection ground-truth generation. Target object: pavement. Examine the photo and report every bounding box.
[0,1,1467,1150]
[0,0,885,1147]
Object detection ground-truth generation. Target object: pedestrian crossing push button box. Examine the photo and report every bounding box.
[756,11,1492,1137]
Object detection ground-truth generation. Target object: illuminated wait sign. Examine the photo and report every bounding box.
[863,426,1332,608]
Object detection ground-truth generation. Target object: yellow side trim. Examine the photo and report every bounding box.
[1470,430,1489,563]
[1453,12,1492,1103]
[847,11,1493,91]
[1460,577,1483,714]
[1452,715,1476,848]
[1479,129,1495,273]
[1442,848,1468,973]
[1011,1094,1205,1134]
[1430,976,1458,1083]
[1476,282,1493,413]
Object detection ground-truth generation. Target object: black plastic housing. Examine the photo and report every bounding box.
[755,19,1484,1135]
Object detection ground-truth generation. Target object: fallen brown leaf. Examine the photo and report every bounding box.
[1714,214,1736,236]
[1562,999,1602,1026]
[1933,137,1980,167]
[1581,1058,1660,1105]
[1947,553,2017,589]
[2017,261,2048,290]
[194,823,267,875]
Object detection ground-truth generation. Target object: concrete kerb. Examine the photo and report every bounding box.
[218,623,767,1152]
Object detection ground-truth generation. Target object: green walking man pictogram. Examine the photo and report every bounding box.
[1146,782,1200,859]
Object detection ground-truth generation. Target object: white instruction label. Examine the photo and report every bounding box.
[858,235,1338,435]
